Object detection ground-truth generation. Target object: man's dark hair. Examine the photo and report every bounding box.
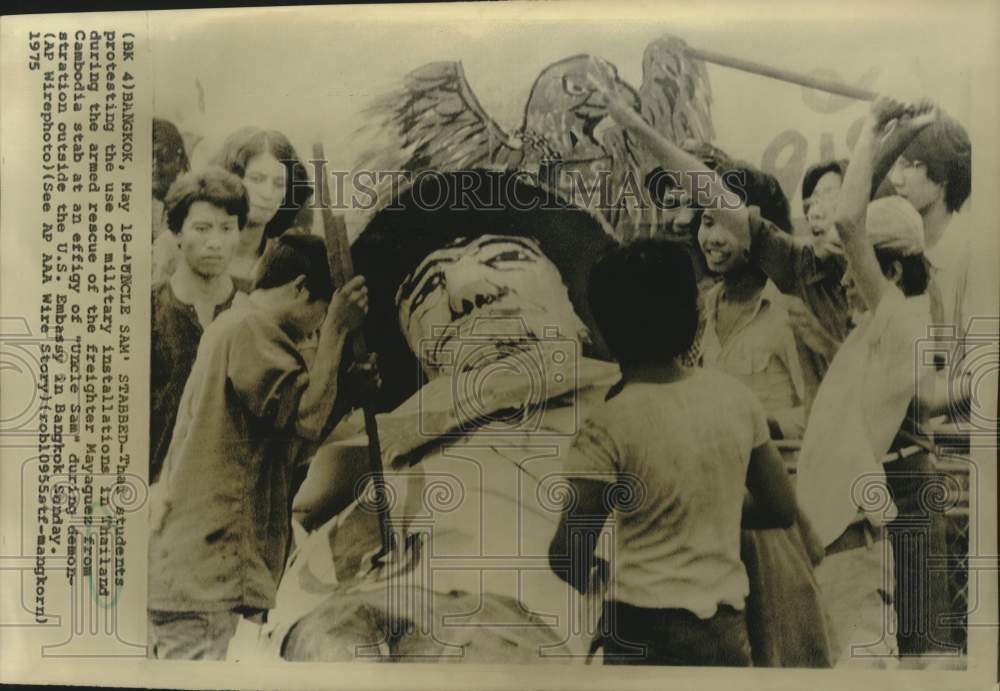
[588,239,698,365]
[874,249,930,297]
[254,233,334,303]
[730,164,792,233]
[164,167,249,235]
[662,143,792,234]
[153,118,190,202]
[901,114,972,213]
[801,159,847,202]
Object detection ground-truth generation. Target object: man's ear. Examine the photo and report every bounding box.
[291,274,307,293]
[885,259,904,287]
[936,179,948,206]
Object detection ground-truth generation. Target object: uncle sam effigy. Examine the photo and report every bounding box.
[258,171,628,662]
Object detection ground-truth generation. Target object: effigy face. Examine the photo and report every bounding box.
[395,234,590,381]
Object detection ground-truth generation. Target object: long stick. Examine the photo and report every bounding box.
[686,46,877,102]
[312,142,394,564]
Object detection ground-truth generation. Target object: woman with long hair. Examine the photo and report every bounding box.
[210,127,314,281]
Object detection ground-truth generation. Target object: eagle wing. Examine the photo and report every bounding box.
[355,61,524,208]
[639,35,715,144]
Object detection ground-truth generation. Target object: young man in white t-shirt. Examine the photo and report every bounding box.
[548,239,797,666]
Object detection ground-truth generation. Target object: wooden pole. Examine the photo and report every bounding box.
[312,142,394,565]
[685,46,878,102]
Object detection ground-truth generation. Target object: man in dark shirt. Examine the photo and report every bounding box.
[150,167,251,483]
[148,234,367,660]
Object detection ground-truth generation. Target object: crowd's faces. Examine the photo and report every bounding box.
[177,201,240,280]
[889,156,945,214]
[243,153,287,227]
[804,171,842,239]
[697,208,751,275]
[396,235,588,379]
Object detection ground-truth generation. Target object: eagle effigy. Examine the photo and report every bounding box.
[354,35,714,242]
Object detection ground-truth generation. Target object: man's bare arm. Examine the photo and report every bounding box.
[743,441,797,529]
[296,276,368,440]
[549,478,611,594]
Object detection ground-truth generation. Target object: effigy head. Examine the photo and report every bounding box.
[395,234,588,381]
[351,170,616,411]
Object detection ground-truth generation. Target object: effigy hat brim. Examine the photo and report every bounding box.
[351,170,617,412]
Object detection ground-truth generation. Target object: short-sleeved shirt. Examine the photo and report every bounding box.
[748,208,851,410]
[796,285,931,547]
[148,293,309,612]
[150,277,249,483]
[566,368,770,618]
[701,280,806,439]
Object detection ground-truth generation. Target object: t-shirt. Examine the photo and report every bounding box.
[566,368,770,618]
[148,293,309,612]
[796,285,931,547]
[150,277,249,483]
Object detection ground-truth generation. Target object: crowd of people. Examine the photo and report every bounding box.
[145,92,976,669]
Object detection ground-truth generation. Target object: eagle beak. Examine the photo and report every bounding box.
[585,66,641,113]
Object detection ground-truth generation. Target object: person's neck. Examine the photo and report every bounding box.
[247,289,299,337]
[620,358,689,385]
[921,200,953,251]
[170,261,233,305]
[238,223,265,259]
[720,264,766,302]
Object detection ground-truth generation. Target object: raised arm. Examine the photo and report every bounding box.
[605,95,838,300]
[870,98,937,198]
[604,98,748,229]
[296,276,368,440]
[833,103,885,311]
[834,98,936,313]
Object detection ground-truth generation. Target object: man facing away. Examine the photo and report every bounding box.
[147,233,368,660]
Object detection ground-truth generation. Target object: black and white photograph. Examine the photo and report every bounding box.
[1,2,998,689]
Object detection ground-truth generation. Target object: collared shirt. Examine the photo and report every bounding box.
[796,285,931,547]
[567,369,769,617]
[149,294,309,612]
[701,279,807,439]
[150,277,249,483]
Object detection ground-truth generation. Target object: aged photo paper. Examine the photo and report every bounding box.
[1,2,997,689]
